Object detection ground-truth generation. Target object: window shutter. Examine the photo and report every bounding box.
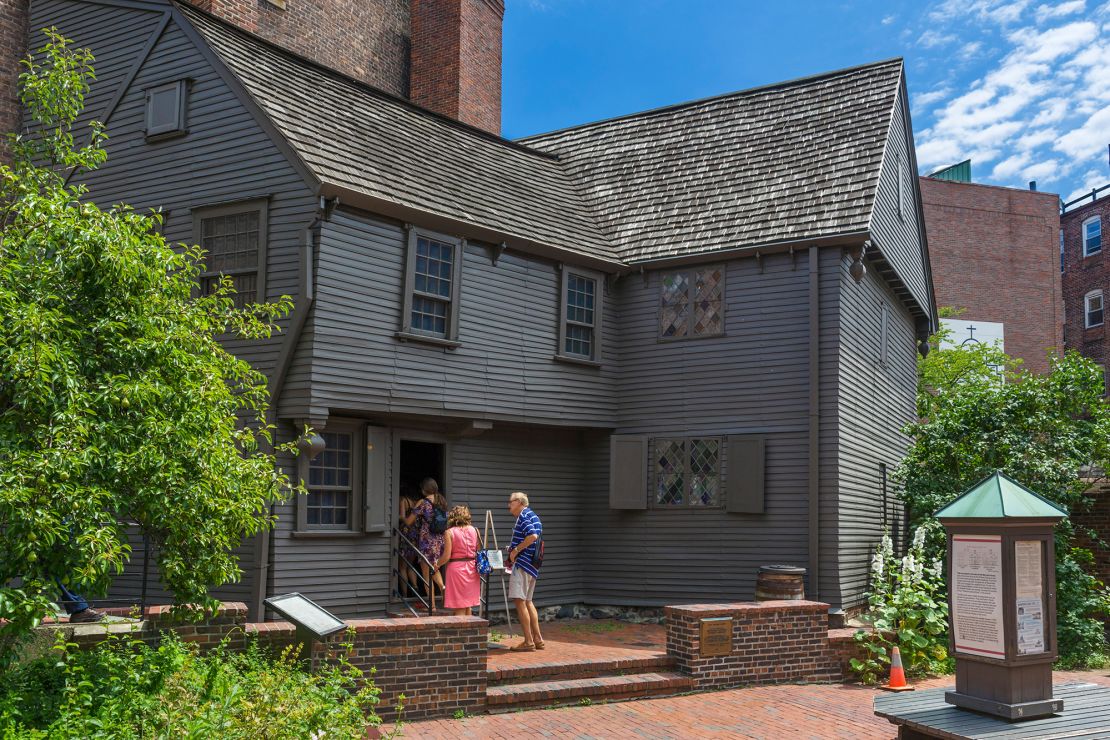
[364,425,390,532]
[726,435,765,514]
[609,435,647,510]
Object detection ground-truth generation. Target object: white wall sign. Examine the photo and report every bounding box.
[940,319,1005,353]
[1015,540,1046,655]
[952,534,1005,658]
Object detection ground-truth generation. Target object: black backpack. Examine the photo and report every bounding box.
[532,536,544,569]
[430,506,448,534]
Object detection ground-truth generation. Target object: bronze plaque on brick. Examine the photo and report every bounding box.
[700,617,733,657]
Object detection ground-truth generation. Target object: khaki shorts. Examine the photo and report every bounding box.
[508,568,537,601]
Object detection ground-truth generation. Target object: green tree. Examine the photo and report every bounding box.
[0,31,300,661]
[897,324,1110,666]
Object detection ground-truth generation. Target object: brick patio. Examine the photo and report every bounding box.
[404,669,1110,739]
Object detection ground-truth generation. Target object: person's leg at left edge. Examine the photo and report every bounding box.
[57,580,104,623]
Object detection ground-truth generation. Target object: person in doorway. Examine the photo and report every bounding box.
[397,486,422,599]
[507,491,544,651]
[437,504,481,616]
[404,477,447,612]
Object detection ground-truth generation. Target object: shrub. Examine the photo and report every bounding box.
[851,527,951,683]
[0,631,393,739]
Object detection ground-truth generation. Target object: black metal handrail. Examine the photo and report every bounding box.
[1062,183,1110,213]
[391,528,438,615]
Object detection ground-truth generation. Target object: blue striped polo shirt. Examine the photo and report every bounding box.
[510,506,542,579]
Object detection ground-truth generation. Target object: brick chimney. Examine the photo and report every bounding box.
[410,0,503,134]
[0,0,29,161]
[193,0,258,32]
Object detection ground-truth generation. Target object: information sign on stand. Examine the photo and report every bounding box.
[936,472,1067,721]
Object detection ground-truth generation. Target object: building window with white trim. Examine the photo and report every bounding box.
[1085,291,1104,329]
[306,431,353,529]
[1084,216,1102,257]
[558,268,603,362]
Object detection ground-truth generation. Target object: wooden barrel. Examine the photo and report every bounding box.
[755,565,806,601]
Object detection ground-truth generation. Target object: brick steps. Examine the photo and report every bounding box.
[489,653,675,684]
[485,671,694,711]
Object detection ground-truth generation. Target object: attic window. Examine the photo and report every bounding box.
[145,80,188,141]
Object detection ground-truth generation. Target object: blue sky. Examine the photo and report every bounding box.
[502,0,1110,202]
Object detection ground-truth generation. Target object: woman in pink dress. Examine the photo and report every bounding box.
[437,505,481,616]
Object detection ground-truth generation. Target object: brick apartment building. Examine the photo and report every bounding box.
[0,0,504,153]
[920,163,1063,374]
[1062,186,1110,386]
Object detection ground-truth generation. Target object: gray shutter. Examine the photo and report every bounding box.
[726,435,765,514]
[609,435,647,510]
[364,425,390,532]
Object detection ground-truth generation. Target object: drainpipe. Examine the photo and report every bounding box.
[807,246,820,601]
[250,203,324,622]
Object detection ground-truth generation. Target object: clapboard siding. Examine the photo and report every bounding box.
[870,82,931,317]
[305,209,617,426]
[817,246,846,603]
[831,253,918,609]
[46,5,320,606]
[267,424,591,617]
[581,251,811,604]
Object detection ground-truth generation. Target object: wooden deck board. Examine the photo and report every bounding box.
[875,683,1110,739]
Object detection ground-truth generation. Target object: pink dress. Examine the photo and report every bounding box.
[443,525,481,609]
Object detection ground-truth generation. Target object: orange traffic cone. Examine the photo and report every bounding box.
[881,646,915,692]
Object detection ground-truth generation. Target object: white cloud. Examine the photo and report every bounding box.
[919,30,957,48]
[1034,0,1086,23]
[913,2,1110,191]
[882,14,897,25]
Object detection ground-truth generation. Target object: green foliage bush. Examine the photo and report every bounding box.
[0,632,390,739]
[852,527,951,683]
[0,31,303,661]
[897,323,1110,667]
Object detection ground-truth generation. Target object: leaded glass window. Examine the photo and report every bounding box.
[654,437,722,507]
[197,205,266,308]
[660,267,724,338]
[306,431,352,527]
[564,273,596,358]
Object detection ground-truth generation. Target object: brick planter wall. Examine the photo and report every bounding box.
[42,602,487,722]
[664,601,838,689]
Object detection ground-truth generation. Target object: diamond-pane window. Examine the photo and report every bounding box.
[660,267,724,338]
[563,272,598,359]
[306,431,352,528]
[654,437,722,507]
[409,236,455,337]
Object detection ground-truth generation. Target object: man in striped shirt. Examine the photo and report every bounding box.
[507,491,544,651]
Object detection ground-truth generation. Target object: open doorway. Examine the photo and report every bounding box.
[399,439,446,502]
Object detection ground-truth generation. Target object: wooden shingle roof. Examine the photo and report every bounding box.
[179,4,903,270]
[520,60,904,264]
[178,4,619,264]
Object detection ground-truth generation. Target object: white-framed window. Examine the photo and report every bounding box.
[1083,216,1102,257]
[193,199,268,308]
[659,266,725,339]
[399,227,464,347]
[1085,290,1104,329]
[558,268,603,363]
[653,437,722,508]
[145,79,188,141]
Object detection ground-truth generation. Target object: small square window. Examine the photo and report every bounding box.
[659,266,724,339]
[653,437,722,508]
[1083,217,1102,257]
[145,80,188,141]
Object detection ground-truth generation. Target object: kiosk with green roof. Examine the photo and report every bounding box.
[935,471,1067,720]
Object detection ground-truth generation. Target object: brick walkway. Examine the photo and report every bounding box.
[488,618,666,678]
[402,669,1110,739]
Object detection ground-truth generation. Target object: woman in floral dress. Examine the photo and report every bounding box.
[404,477,447,611]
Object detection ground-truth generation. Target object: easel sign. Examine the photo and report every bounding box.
[482,509,513,645]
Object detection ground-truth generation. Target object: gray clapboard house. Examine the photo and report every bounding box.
[35,0,936,620]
